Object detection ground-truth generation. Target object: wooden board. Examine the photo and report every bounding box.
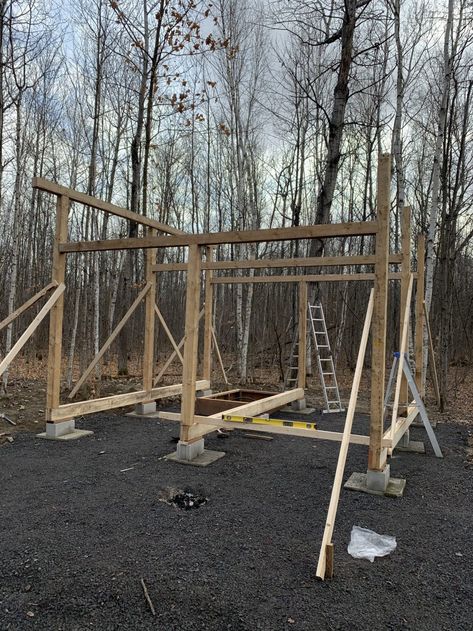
[316,289,374,580]
[59,221,379,253]
[210,272,406,284]
[33,177,185,235]
[49,380,210,422]
[152,253,404,272]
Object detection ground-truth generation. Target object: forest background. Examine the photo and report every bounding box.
[0,0,472,413]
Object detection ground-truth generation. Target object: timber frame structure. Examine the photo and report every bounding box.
[24,153,438,578]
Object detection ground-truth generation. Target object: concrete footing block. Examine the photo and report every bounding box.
[176,438,205,460]
[345,470,406,498]
[135,401,156,415]
[395,440,425,454]
[164,439,225,467]
[367,465,391,492]
[38,420,93,441]
[291,398,307,412]
[196,389,213,398]
[398,429,410,448]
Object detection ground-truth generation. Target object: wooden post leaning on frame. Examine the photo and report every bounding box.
[414,235,426,396]
[368,154,391,473]
[46,195,69,421]
[399,206,411,412]
[316,289,374,580]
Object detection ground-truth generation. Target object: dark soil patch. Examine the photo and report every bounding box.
[0,412,472,630]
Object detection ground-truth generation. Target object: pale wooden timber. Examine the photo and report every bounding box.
[154,304,184,364]
[0,283,65,378]
[68,283,152,399]
[178,388,306,441]
[0,282,58,332]
[46,195,69,418]
[389,274,414,444]
[424,301,440,406]
[368,154,391,471]
[33,177,185,236]
[143,230,157,395]
[153,308,205,384]
[298,282,308,389]
[158,410,389,446]
[50,380,210,422]
[399,207,411,409]
[202,246,215,381]
[59,221,379,253]
[383,404,419,449]
[179,244,202,442]
[152,253,404,272]
[211,326,229,385]
[415,236,426,395]
[211,272,406,285]
[316,289,374,581]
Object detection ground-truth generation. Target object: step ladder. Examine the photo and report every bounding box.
[384,352,442,457]
[284,335,300,389]
[308,302,344,413]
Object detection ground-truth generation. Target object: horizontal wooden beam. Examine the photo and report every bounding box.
[152,253,404,272]
[58,221,378,253]
[158,411,393,447]
[48,379,210,422]
[211,272,408,284]
[33,177,185,236]
[159,389,304,440]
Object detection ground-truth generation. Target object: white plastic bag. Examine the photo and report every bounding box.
[347,526,396,562]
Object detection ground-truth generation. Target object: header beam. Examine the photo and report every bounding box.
[59,221,378,253]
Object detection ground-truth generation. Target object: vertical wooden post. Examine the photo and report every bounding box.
[399,206,411,410]
[180,244,202,442]
[298,281,308,389]
[202,246,215,382]
[415,235,426,396]
[46,195,69,421]
[143,228,157,395]
[368,154,391,471]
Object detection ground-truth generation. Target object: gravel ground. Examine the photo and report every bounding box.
[0,409,472,631]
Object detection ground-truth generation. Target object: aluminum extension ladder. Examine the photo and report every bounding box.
[308,302,344,413]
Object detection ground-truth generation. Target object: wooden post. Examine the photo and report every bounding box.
[399,206,411,410]
[415,235,425,396]
[368,154,391,471]
[46,195,69,421]
[143,229,157,395]
[202,246,215,382]
[298,282,308,389]
[180,244,202,442]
